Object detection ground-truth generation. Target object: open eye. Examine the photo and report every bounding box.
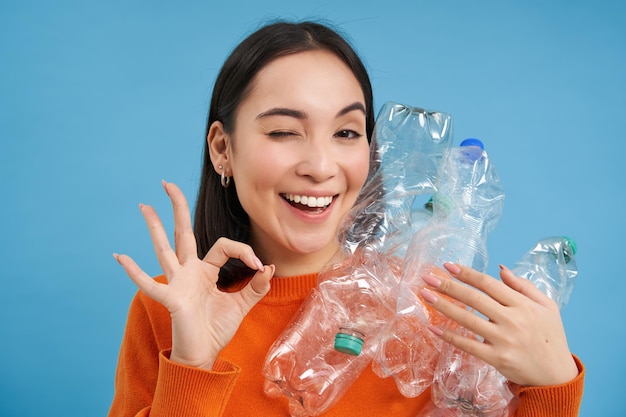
[334,129,363,140]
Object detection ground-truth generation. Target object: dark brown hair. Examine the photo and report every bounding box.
[193,21,376,287]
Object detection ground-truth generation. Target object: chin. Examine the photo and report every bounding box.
[288,237,338,257]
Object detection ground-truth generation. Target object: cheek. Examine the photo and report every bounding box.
[231,141,282,186]
[234,163,279,196]
[349,146,373,190]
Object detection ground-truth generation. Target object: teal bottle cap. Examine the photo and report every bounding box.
[563,236,577,255]
[334,332,364,356]
[562,236,577,263]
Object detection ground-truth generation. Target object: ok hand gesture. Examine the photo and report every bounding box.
[114,181,274,370]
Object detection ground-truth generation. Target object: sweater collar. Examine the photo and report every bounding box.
[261,273,319,305]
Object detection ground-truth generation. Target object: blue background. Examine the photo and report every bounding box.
[1,1,624,416]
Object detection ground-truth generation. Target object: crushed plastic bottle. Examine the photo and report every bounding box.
[430,236,579,416]
[510,236,578,309]
[340,102,454,256]
[262,248,398,416]
[262,102,453,416]
[429,336,516,417]
[374,138,505,398]
[407,197,435,242]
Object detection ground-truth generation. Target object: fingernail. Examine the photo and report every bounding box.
[255,257,265,272]
[428,325,444,337]
[422,273,441,288]
[112,253,120,262]
[162,180,170,195]
[419,288,438,304]
[444,262,461,275]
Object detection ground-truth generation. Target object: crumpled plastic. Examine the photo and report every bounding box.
[426,236,578,416]
[375,139,505,400]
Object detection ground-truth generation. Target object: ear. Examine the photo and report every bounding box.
[207,121,231,175]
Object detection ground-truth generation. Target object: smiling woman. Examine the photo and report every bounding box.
[193,22,376,290]
[207,50,370,277]
[109,20,584,417]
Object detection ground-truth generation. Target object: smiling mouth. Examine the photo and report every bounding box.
[282,193,334,213]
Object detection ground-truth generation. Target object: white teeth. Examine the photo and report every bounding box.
[284,194,333,208]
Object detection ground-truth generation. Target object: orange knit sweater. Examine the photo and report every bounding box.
[109,273,584,417]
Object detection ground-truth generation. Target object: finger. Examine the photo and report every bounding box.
[162,181,198,262]
[427,323,493,364]
[499,264,556,309]
[423,265,503,321]
[443,263,519,308]
[114,253,168,303]
[419,287,497,341]
[203,237,265,271]
[140,203,180,275]
[237,264,275,312]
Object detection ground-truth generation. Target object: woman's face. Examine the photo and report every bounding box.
[225,50,370,275]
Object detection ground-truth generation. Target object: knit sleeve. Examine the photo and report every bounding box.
[514,355,585,417]
[108,291,241,417]
[150,352,240,417]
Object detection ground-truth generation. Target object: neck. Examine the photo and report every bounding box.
[254,241,340,277]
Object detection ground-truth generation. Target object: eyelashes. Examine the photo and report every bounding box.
[267,130,297,138]
[334,129,363,140]
[267,129,363,140]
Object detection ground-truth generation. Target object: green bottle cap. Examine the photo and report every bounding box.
[562,236,577,263]
[334,332,364,356]
[563,236,577,255]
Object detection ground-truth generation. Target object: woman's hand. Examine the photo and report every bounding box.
[113,181,274,370]
[419,263,578,387]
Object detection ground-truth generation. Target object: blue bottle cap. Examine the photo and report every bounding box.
[460,138,484,149]
[458,138,485,163]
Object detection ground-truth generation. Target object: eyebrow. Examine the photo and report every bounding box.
[336,102,366,118]
[255,102,366,120]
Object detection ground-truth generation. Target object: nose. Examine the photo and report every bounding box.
[294,137,339,182]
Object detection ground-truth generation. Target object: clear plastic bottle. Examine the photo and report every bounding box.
[263,248,398,416]
[509,236,578,309]
[374,138,505,398]
[407,197,435,243]
[340,102,454,256]
[429,337,516,417]
[262,102,453,416]
[430,236,579,416]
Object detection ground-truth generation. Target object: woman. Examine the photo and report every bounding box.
[110,21,584,416]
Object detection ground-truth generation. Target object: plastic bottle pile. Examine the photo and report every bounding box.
[374,137,505,401]
[262,101,579,417]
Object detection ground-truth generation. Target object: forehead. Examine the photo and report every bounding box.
[242,49,365,110]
